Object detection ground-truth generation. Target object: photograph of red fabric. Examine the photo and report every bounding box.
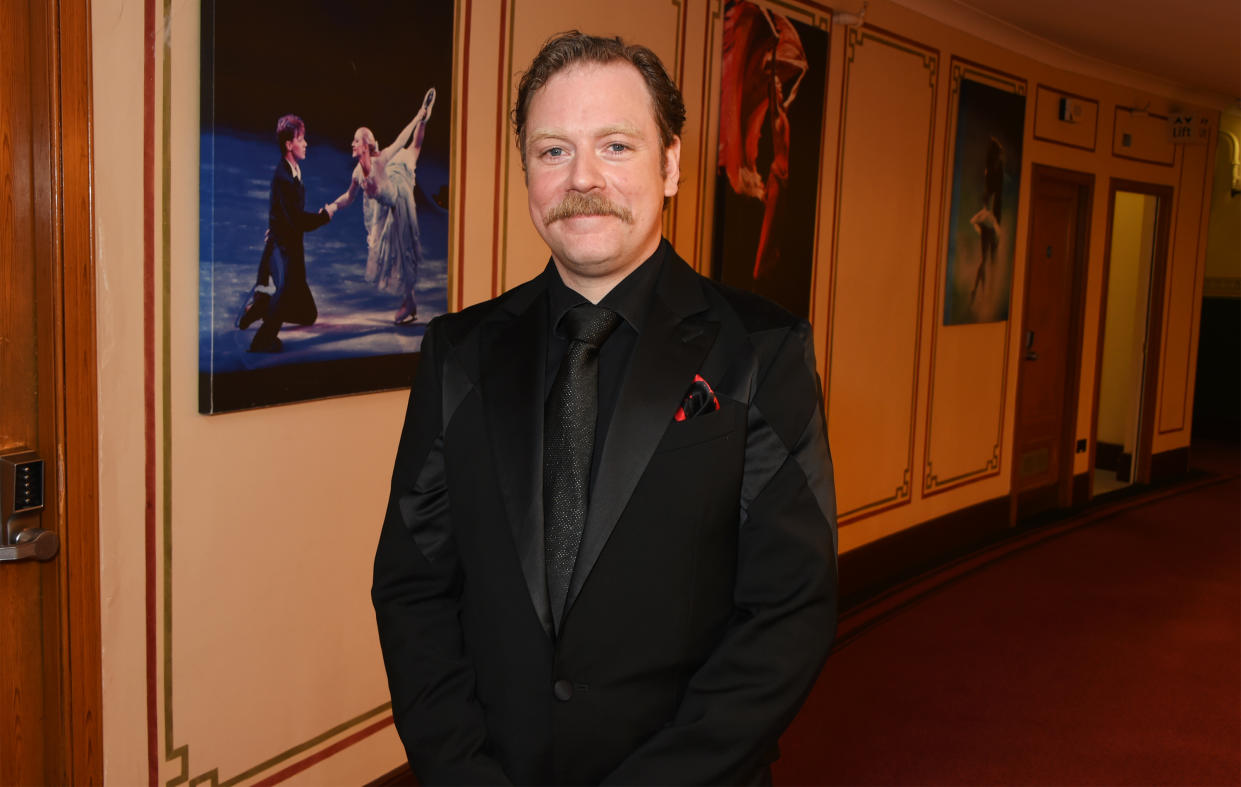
[712,0,828,318]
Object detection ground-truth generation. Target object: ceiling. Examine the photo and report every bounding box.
[902,0,1241,106]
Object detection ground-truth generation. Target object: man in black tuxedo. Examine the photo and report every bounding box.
[242,114,334,352]
[373,31,837,785]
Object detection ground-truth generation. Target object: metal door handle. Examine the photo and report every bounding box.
[0,528,58,562]
[0,450,56,562]
[1025,330,1038,361]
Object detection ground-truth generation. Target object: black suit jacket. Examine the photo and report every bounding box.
[256,160,329,324]
[373,243,837,785]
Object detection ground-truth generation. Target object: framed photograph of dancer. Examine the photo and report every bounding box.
[941,63,1027,326]
[710,0,830,320]
[198,0,456,413]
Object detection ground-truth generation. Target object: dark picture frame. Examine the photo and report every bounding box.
[942,68,1027,326]
[199,0,456,413]
[711,0,830,319]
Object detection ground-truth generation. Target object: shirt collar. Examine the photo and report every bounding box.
[547,239,668,336]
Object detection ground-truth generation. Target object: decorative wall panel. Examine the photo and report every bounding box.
[1113,106,1175,166]
[827,27,937,522]
[1159,141,1212,434]
[924,60,1026,495]
[158,0,431,779]
[1033,84,1098,152]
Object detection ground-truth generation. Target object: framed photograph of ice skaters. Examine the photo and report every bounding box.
[199,0,456,412]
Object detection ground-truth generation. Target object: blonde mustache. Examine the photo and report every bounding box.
[545,192,634,225]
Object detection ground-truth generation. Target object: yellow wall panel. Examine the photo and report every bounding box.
[1113,107,1176,166]
[456,0,507,310]
[1033,84,1098,152]
[141,2,418,784]
[668,3,717,269]
[922,63,1025,497]
[1157,140,1213,438]
[923,322,1007,491]
[827,28,938,521]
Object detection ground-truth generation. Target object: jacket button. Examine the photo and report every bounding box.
[553,679,573,701]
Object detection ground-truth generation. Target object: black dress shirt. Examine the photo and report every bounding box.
[544,241,667,492]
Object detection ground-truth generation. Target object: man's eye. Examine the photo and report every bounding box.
[607,143,628,153]
[543,146,565,158]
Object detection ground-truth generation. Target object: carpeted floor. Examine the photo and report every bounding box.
[775,464,1241,785]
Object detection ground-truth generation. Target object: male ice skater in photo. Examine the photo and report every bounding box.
[373,31,838,784]
[240,114,335,352]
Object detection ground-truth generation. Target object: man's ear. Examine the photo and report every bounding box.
[663,136,682,197]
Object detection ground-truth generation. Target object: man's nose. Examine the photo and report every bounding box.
[568,151,604,191]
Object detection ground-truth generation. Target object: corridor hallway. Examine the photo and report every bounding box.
[776,443,1241,785]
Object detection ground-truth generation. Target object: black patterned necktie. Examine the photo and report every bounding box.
[544,303,622,631]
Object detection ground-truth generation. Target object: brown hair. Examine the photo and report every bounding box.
[512,31,685,167]
[276,114,305,152]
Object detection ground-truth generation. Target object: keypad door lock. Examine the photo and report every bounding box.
[0,450,58,562]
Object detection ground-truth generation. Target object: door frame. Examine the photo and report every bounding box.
[59,1,103,781]
[8,0,103,782]
[1010,164,1094,518]
[1089,178,1174,493]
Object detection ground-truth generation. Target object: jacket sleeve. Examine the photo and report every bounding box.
[603,320,838,785]
[372,320,511,785]
[272,173,330,235]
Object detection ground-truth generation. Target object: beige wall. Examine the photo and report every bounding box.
[93,0,1223,782]
[94,1,148,781]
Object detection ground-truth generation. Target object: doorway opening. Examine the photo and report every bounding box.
[1092,181,1172,496]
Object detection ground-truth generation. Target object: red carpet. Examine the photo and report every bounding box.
[775,473,1241,785]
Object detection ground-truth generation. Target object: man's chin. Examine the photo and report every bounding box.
[543,224,617,256]
[554,248,618,270]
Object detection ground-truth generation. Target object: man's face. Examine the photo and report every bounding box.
[524,61,680,290]
[287,131,308,161]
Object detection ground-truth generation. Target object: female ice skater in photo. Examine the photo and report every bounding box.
[332,87,436,325]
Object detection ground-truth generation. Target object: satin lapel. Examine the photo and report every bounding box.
[480,290,554,637]
[566,261,717,613]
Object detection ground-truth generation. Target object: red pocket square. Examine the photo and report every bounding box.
[674,374,720,422]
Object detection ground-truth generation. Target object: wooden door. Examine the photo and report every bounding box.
[1012,166,1092,517]
[0,1,101,784]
